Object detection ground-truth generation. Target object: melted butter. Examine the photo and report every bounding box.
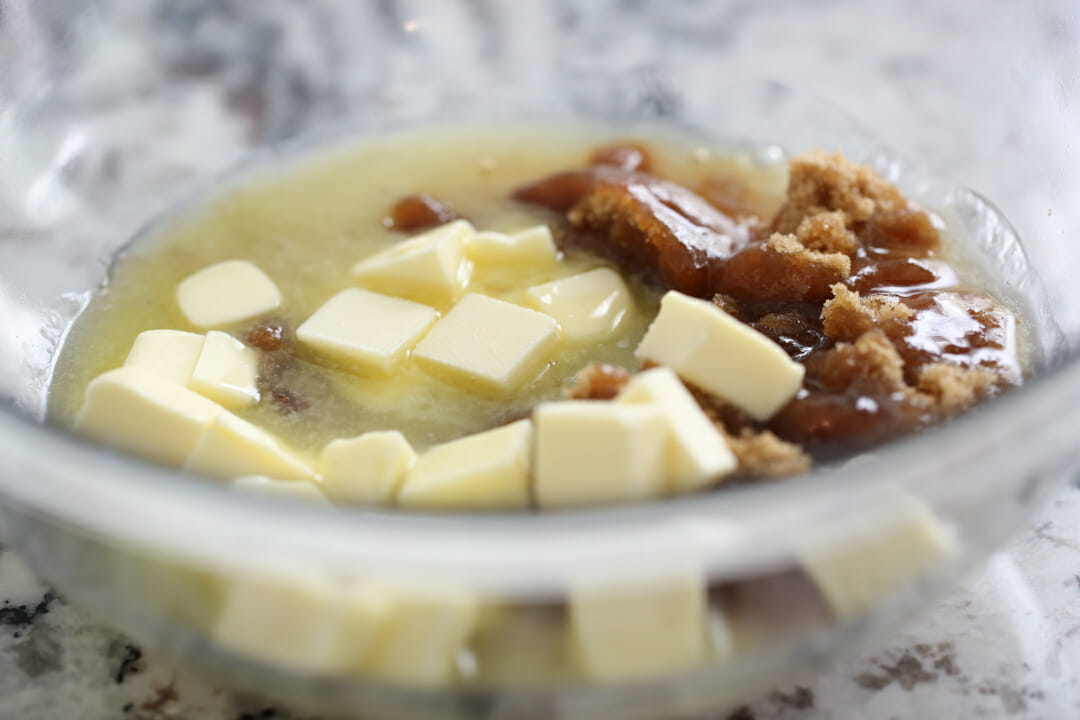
[47,126,788,455]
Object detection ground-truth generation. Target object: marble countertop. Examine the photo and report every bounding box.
[2,484,1079,720]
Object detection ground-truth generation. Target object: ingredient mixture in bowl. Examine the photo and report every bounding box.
[48,125,1023,511]
[36,124,1038,695]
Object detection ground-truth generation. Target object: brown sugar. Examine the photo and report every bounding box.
[684,385,810,477]
[384,194,459,232]
[711,293,741,317]
[862,208,940,252]
[246,319,288,352]
[713,233,851,305]
[915,363,1000,415]
[566,175,752,297]
[750,308,829,361]
[514,144,1022,477]
[564,363,632,400]
[588,142,653,173]
[821,284,914,344]
[814,330,907,394]
[771,150,906,233]
[515,164,751,297]
[848,257,941,294]
[696,173,774,222]
[723,427,812,478]
[795,211,859,256]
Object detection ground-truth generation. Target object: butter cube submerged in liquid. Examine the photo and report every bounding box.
[74,367,223,468]
[526,267,634,343]
[189,331,260,409]
[123,329,206,386]
[297,288,439,374]
[413,294,561,394]
[397,419,533,510]
[351,219,473,306]
[176,260,282,328]
[319,431,417,505]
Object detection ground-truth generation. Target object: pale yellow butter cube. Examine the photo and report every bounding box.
[297,288,438,374]
[569,573,709,681]
[74,367,222,467]
[351,219,473,305]
[123,329,205,386]
[635,291,804,421]
[232,475,331,505]
[176,260,281,328]
[527,267,634,342]
[319,431,417,504]
[397,420,533,510]
[189,331,260,408]
[800,486,959,617]
[184,412,316,482]
[465,225,558,266]
[533,401,667,508]
[213,573,391,675]
[366,585,478,687]
[617,367,737,492]
[413,294,560,393]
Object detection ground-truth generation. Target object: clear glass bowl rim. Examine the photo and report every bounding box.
[2,339,1079,595]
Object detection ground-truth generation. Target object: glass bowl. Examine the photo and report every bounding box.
[1,2,1078,718]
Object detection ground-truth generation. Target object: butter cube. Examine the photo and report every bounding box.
[351,219,473,305]
[176,260,281,328]
[124,329,205,386]
[527,267,634,342]
[397,420,533,510]
[189,331,260,408]
[74,367,222,467]
[366,585,478,687]
[800,486,959,617]
[466,225,559,266]
[617,367,737,492]
[184,412,316,482]
[214,573,391,675]
[232,475,331,505]
[297,288,438,374]
[636,291,804,421]
[319,431,417,504]
[413,294,560,393]
[570,573,709,681]
[533,401,667,508]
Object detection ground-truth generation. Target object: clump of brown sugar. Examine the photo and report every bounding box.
[795,211,859,256]
[915,363,1001,415]
[384,194,459,232]
[802,288,1006,440]
[588,142,653,173]
[564,363,632,400]
[519,144,1020,480]
[723,428,812,478]
[566,176,752,297]
[687,383,812,479]
[246,319,288,352]
[814,329,907,394]
[771,150,906,233]
[821,284,913,344]
[715,233,851,304]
